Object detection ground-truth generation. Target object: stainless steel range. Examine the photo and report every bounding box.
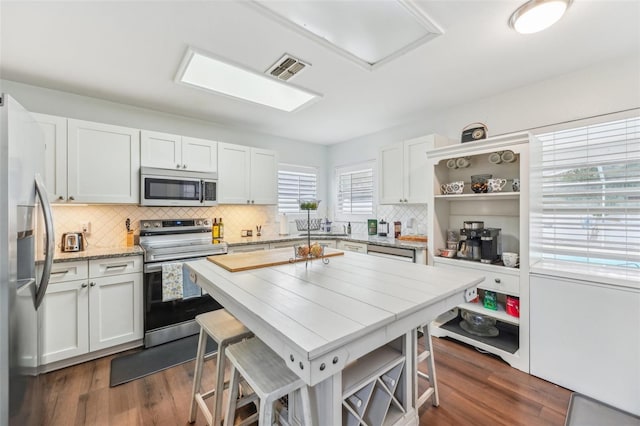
[139,218,227,347]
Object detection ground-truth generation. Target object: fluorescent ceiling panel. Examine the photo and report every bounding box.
[176,48,320,112]
[250,0,443,69]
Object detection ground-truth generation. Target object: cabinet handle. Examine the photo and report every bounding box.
[51,270,69,275]
[494,278,501,283]
[90,282,96,287]
[251,200,255,204]
[404,198,408,202]
[182,164,187,169]
[57,196,64,200]
[176,164,181,168]
[81,283,88,288]
[399,199,403,202]
[247,200,250,204]
[68,196,75,201]
[106,264,128,270]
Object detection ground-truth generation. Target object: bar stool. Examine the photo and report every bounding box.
[415,323,439,409]
[189,309,253,426]
[224,337,313,426]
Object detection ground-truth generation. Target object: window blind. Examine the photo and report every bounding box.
[337,163,374,215]
[536,116,640,268]
[277,168,317,213]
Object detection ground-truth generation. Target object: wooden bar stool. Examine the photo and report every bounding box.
[415,323,439,409]
[189,309,253,426]
[224,337,313,426]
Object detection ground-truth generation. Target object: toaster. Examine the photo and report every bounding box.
[61,232,85,252]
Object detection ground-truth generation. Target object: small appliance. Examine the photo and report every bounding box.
[377,219,388,237]
[480,228,502,263]
[458,227,482,260]
[140,166,217,207]
[61,232,85,252]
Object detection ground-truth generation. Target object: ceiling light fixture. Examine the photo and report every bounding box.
[175,47,321,112]
[509,0,572,34]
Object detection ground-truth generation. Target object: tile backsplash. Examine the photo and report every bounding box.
[51,204,279,248]
[50,203,428,249]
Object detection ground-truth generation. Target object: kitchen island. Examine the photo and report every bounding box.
[186,249,483,425]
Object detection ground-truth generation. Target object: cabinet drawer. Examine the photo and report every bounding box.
[337,241,367,253]
[269,240,304,249]
[89,256,142,277]
[480,270,519,295]
[43,261,88,283]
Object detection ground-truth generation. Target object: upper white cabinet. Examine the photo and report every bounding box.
[378,134,452,204]
[67,119,140,204]
[218,142,278,205]
[32,113,68,203]
[140,130,217,173]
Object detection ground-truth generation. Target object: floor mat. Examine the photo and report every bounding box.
[109,334,217,387]
[565,393,640,426]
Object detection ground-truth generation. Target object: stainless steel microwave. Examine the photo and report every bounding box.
[140,167,217,207]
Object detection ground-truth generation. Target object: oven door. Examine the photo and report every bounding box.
[143,257,222,347]
[140,173,203,206]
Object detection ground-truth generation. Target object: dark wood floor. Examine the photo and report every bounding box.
[36,337,571,426]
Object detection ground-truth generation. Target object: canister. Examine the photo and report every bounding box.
[367,219,377,235]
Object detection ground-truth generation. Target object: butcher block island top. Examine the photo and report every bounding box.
[208,246,345,272]
[186,250,484,425]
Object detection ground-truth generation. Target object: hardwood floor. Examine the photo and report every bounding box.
[37,337,571,426]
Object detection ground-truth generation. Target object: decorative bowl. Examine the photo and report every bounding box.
[461,309,497,332]
[471,174,492,193]
[299,199,320,210]
[295,218,322,231]
[438,248,456,258]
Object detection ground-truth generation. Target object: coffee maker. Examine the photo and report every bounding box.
[457,228,482,261]
[480,228,502,263]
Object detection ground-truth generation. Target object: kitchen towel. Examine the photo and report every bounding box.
[182,265,201,299]
[161,262,184,302]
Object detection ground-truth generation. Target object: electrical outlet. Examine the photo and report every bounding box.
[465,287,478,302]
[81,221,91,234]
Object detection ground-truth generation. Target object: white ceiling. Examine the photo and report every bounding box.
[1,1,639,145]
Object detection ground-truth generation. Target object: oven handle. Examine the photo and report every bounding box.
[144,257,209,274]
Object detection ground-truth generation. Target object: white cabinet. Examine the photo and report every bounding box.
[140,130,217,173]
[38,256,142,366]
[426,132,532,372]
[378,134,451,204]
[218,142,278,204]
[227,243,270,254]
[67,119,140,203]
[32,113,68,203]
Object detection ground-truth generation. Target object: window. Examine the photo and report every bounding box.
[535,116,640,269]
[336,161,375,215]
[277,165,317,213]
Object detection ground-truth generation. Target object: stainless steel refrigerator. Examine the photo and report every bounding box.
[0,94,55,425]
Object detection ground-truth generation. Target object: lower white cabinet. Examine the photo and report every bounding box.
[337,240,367,253]
[39,256,142,365]
[227,243,270,254]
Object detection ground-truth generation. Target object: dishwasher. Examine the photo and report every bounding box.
[366,244,416,262]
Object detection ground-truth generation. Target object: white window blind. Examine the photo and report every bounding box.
[278,166,317,213]
[336,162,374,215]
[536,116,640,269]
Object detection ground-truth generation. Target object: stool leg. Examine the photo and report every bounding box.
[224,366,240,426]
[213,342,226,426]
[425,324,439,407]
[189,328,208,423]
[299,386,313,426]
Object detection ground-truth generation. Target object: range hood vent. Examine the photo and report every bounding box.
[266,54,309,81]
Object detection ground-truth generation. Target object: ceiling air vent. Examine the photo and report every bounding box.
[266,54,309,81]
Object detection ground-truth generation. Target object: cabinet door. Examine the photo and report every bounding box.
[218,142,251,204]
[89,272,142,351]
[39,280,89,364]
[378,142,404,204]
[32,113,67,203]
[181,136,217,173]
[67,119,140,203]
[140,130,181,170]
[250,148,278,205]
[404,139,429,203]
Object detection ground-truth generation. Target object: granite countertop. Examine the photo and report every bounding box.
[225,232,427,251]
[49,246,144,263]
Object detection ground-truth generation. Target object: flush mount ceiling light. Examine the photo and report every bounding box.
[175,47,321,112]
[509,0,573,34]
[247,0,443,70]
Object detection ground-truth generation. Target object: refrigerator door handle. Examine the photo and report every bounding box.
[34,173,55,309]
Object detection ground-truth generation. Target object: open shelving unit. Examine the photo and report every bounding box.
[426,133,533,373]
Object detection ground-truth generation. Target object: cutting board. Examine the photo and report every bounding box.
[209,247,344,272]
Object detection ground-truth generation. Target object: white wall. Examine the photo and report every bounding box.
[326,56,640,219]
